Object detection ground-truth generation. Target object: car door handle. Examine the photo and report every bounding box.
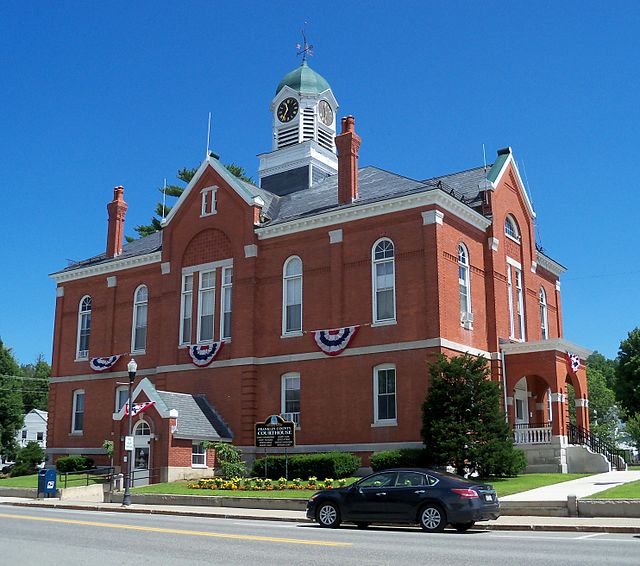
[414,490,425,494]
[375,492,387,496]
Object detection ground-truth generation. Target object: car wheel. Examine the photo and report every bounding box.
[452,522,475,532]
[354,522,370,529]
[419,503,446,533]
[316,502,341,528]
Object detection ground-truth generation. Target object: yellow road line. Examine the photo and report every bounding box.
[0,512,351,547]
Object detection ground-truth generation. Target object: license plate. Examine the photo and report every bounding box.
[484,494,493,502]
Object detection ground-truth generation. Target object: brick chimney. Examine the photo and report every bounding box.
[106,186,128,257]
[335,115,361,204]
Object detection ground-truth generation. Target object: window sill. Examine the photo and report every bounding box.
[460,322,474,331]
[131,350,146,356]
[505,233,521,245]
[200,211,217,218]
[371,320,397,328]
[69,432,84,437]
[75,357,88,362]
[281,331,303,339]
[371,420,397,428]
[191,464,208,469]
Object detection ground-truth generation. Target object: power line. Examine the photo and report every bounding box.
[0,374,50,381]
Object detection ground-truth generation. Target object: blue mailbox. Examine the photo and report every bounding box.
[37,468,57,497]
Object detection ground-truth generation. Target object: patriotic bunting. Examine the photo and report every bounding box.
[567,352,580,374]
[124,401,155,417]
[188,341,224,367]
[312,326,360,356]
[89,355,122,372]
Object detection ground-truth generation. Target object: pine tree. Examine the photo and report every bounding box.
[421,353,526,477]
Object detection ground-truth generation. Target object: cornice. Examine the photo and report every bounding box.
[255,189,491,240]
[50,252,162,283]
[501,338,591,359]
[536,252,567,277]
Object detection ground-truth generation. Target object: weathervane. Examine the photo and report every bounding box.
[296,23,314,62]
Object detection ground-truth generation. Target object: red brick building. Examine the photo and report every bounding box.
[48,61,601,482]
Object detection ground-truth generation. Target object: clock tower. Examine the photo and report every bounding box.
[258,60,339,196]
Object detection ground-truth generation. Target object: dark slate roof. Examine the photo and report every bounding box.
[422,166,489,208]
[58,230,162,273]
[156,390,232,441]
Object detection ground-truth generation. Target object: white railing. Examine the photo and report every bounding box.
[513,425,552,444]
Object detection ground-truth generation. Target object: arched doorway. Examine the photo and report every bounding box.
[133,420,151,486]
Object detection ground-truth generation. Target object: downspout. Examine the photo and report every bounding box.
[501,349,509,423]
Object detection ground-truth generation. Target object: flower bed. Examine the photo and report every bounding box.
[187,476,348,491]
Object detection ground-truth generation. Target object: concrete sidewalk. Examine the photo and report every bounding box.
[3,496,640,534]
[500,470,640,502]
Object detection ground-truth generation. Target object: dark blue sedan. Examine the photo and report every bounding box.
[306,468,500,532]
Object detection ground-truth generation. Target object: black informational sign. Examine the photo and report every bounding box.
[255,414,296,448]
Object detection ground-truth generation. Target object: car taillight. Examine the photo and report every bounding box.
[451,488,479,499]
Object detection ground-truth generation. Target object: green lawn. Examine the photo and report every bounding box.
[585,479,640,499]
[132,474,588,498]
[0,473,103,489]
[485,473,590,497]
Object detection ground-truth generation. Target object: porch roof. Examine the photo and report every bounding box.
[500,338,592,359]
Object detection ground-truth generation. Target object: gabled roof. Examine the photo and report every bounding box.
[112,377,232,442]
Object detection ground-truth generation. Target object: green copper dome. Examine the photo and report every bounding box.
[276,60,331,95]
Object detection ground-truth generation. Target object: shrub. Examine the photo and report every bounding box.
[252,451,360,479]
[209,442,247,478]
[369,449,428,472]
[10,441,45,477]
[55,455,95,473]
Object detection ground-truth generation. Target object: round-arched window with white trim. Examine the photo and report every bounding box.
[282,256,303,334]
[76,296,92,359]
[132,285,148,353]
[372,239,396,323]
[505,215,520,242]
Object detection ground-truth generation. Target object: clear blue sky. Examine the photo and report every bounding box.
[2,1,638,365]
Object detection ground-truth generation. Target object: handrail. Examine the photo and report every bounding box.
[568,424,627,470]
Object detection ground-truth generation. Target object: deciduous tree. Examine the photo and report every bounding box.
[0,339,24,461]
[615,327,640,416]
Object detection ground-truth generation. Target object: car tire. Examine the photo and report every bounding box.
[452,522,475,532]
[418,503,446,533]
[354,522,370,529]
[316,502,341,528]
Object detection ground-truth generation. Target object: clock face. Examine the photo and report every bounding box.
[277,97,299,123]
[318,100,333,126]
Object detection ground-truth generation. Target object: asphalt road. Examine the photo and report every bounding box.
[1,506,639,565]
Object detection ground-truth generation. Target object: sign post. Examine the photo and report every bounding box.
[255,415,296,479]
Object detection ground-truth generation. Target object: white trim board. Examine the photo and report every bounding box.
[50,252,162,283]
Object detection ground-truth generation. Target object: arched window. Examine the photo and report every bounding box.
[540,287,549,340]
[372,239,396,323]
[283,256,302,334]
[76,296,92,359]
[131,285,148,353]
[458,243,472,324]
[505,215,520,242]
[134,421,151,436]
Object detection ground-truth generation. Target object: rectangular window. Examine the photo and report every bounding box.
[37,432,44,442]
[281,373,300,426]
[515,268,525,340]
[72,390,85,433]
[115,386,129,412]
[375,366,397,422]
[220,267,233,340]
[180,274,193,344]
[507,265,515,339]
[201,187,217,216]
[21,430,27,440]
[192,442,206,467]
[375,261,395,321]
[285,278,302,333]
[78,312,91,359]
[198,270,216,342]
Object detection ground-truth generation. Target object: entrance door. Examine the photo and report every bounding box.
[514,378,529,426]
[132,420,151,487]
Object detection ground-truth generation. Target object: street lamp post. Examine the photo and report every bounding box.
[122,358,137,506]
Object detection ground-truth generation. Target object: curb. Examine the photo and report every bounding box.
[4,501,639,533]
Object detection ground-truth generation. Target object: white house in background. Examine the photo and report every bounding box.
[17,409,48,449]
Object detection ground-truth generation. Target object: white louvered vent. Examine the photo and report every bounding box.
[302,108,315,141]
[277,126,299,149]
[317,127,334,151]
